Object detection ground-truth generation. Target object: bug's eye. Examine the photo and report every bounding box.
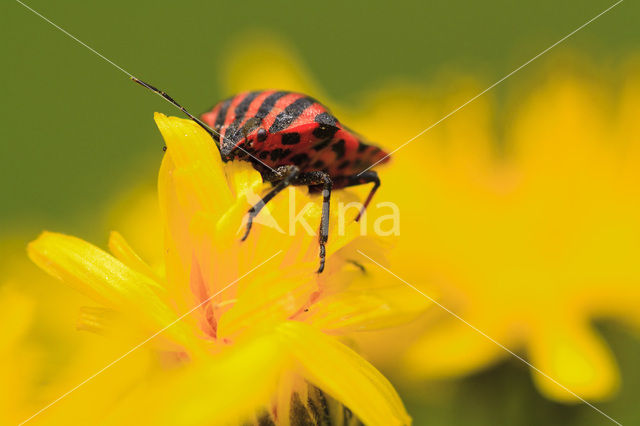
[257,128,268,142]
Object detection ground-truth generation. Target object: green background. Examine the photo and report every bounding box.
[2,0,640,424]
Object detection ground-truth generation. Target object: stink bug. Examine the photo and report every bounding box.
[133,79,389,273]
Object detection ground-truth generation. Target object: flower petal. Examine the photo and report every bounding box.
[104,332,287,426]
[404,319,508,379]
[157,152,194,313]
[108,231,160,282]
[217,268,315,340]
[307,271,431,332]
[528,318,619,402]
[27,231,192,346]
[0,285,34,352]
[276,321,411,426]
[154,113,233,218]
[0,285,35,424]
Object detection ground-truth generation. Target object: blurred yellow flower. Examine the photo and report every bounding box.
[25,113,421,425]
[387,63,640,403]
[220,35,640,403]
[0,283,35,425]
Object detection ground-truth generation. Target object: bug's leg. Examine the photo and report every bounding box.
[241,165,299,241]
[293,171,332,273]
[317,173,332,273]
[339,171,380,222]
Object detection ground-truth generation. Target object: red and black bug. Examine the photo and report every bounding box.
[133,79,389,273]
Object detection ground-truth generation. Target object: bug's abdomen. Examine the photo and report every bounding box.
[200,90,390,178]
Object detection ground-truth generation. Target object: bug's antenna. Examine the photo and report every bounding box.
[131,77,221,147]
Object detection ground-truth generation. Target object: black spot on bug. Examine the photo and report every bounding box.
[338,160,350,170]
[257,128,268,142]
[281,132,301,145]
[331,139,346,158]
[313,125,338,140]
[314,112,338,127]
[357,142,368,152]
[313,138,332,151]
[290,153,310,165]
[311,160,325,169]
[281,149,292,158]
[270,149,284,162]
[259,151,269,159]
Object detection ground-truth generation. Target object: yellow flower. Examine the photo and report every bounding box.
[220,35,640,403]
[0,238,120,425]
[26,113,421,425]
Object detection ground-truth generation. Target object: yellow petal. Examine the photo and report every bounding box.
[528,319,619,402]
[217,268,315,340]
[404,319,508,379]
[223,159,266,200]
[154,113,233,218]
[155,114,239,314]
[27,231,192,347]
[76,306,123,336]
[276,321,410,426]
[104,332,287,426]
[106,185,164,267]
[108,231,160,282]
[25,332,156,425]
[307,274,431,332]
[0,285,35,424]
[157,152,194,313]
[0,285,34,352]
